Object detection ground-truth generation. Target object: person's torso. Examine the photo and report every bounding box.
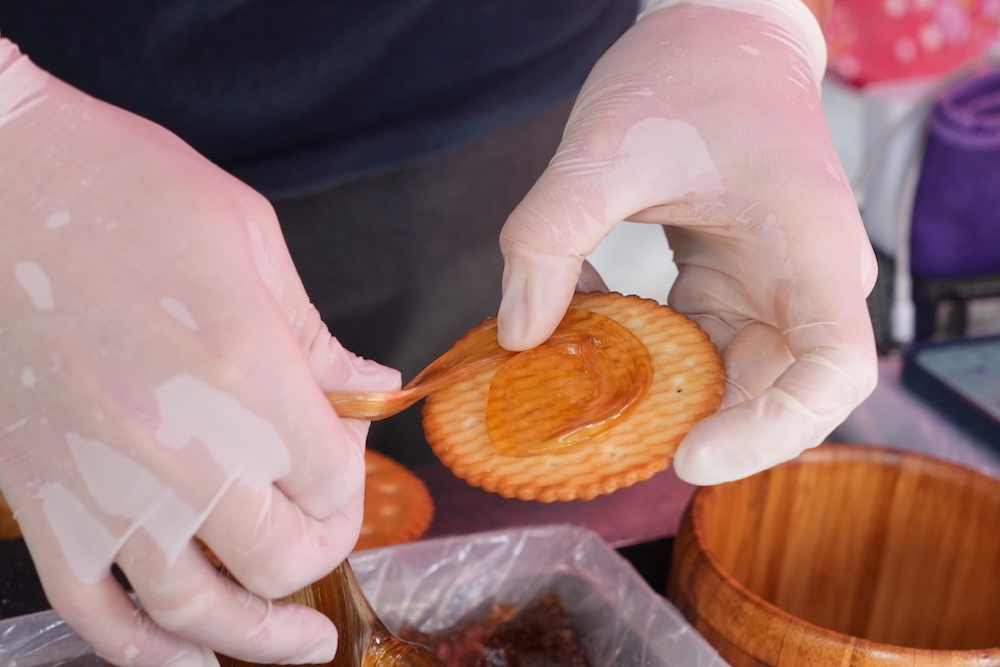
[0,0,637,195]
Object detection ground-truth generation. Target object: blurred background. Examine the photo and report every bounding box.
[591,0,1000,354]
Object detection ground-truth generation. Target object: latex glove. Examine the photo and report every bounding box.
[497,0,878,485]
[0,39,400,666]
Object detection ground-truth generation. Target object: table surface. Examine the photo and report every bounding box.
[834,355,1000,479]
[418,461,696,548]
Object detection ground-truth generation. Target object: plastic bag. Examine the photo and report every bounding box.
[0,524,728,666]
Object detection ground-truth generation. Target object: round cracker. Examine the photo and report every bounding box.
[422,291,725,502]
[355,449,434,552]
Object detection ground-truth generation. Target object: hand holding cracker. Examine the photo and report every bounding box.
[497,1,879,485]
[425,292,724,502]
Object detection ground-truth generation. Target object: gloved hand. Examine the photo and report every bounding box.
[0,39,400,666]
[497,0,878,484]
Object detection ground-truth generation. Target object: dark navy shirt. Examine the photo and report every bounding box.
[0,1,638,196]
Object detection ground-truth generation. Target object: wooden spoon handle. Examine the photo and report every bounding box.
[216,561,443,667]
[327,328,515,421]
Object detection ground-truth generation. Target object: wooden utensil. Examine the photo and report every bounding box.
[217,560,444,667]
[669,444,1000,666]
[327,321,513,421]
[0,490,20,541]
[325,305,653,433]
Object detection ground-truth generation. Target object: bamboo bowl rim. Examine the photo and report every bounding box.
[683,443,1000,663]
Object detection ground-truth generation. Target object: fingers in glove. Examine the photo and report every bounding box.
[33,562,219,667]
[674,316,878,485]
[498,114,724,350]
[294,305,402,396]
[137,362,365,541]
[198,480,364,600]
[267,381,370,524]
[77,354,368,598]
[235,190,402,393]
[116,537,339,665]
[498,235,584,351]
[705,320,796,408]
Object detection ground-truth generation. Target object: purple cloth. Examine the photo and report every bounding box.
[911,65,1000,280]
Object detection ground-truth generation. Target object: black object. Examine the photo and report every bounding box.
[0,538,48,620]
[901,334,1000,447]
[869,248,1000,354]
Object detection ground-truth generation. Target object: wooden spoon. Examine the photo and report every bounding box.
[326,307,652,432]
[327,321,514,421]
[217,560,443,667]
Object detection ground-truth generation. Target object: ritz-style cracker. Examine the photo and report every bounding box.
[355,449,435,552]
[422,291,726,503]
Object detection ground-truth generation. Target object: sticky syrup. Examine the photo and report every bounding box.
[484,309,653,457]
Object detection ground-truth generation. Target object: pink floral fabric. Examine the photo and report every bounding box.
[827,0,1000,87]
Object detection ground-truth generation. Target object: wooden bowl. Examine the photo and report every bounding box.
[668,443,1000,666]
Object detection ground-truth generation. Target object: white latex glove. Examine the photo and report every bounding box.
[0,39,401,666]
[497,0,878,485]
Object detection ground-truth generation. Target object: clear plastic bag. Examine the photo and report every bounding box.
[0,524,728,666]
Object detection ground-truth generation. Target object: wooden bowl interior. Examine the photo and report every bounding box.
[698,447,1000,650]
